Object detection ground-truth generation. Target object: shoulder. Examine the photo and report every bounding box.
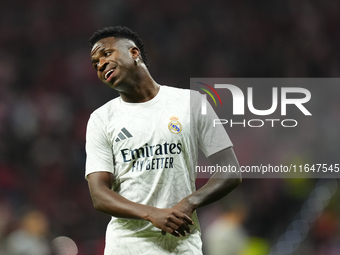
[161,85,190,94]
[89,97,121,124]
[161,85,200,101]
[159,86,202,114]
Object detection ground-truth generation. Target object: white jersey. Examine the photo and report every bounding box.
[85,85,233,255]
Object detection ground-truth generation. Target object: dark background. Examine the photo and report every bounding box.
[1,0,340,254]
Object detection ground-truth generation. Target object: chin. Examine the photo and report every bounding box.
[107,81,121,91]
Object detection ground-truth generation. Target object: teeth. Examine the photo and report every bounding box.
[105,69,114,79]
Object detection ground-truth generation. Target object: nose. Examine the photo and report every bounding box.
[97,57,108,71]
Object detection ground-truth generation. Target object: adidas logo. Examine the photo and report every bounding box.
[115,128,133,142]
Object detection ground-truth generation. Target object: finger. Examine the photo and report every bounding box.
[168,215,190,233]
[173,211,194,226]
[164,227,180,237]
[169,214,186,226]
[171,217,191,234]
[181,223,191,234]
[167,222,186,236]
[182,214,194,225]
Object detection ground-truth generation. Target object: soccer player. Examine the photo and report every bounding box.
[85,26,241,255]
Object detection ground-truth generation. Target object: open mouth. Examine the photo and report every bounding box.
[105,68,116,80]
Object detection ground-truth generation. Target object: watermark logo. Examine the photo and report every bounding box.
[194,80,312,128]
[200,84,311,116]
[196,82,222,115]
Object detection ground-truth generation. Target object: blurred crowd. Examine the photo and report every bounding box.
[1,0,340,254]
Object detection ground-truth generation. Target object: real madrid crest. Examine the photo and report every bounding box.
[168,116,182,134]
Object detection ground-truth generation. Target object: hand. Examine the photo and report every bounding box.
[148,208,194,237]
[171,198,196,219]
[160,198,196,236]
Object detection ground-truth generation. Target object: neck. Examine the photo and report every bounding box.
[117,69,160,103]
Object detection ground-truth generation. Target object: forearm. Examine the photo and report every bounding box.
[186,172,241,210]
[176,147,241,211]
[88,172,194,237]
[90,186,154,221]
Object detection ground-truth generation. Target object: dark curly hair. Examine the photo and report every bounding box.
[89,26,149,67]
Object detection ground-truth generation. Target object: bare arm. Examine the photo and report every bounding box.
[171,147,242,217]
[87,171,193,237]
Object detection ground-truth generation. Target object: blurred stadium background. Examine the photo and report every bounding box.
[1,0,340,254]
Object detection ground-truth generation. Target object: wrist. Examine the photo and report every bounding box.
[184,196,199,212]
[140,205,155,222]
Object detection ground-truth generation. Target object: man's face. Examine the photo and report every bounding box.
[90,37,136,89]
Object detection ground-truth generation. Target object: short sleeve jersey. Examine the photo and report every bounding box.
[85,85,233,255]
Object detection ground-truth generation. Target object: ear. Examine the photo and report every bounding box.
[129,47,140,59]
